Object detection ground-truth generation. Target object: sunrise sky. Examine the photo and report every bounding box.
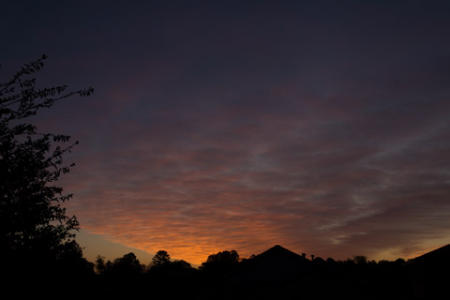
[1,1,450,265]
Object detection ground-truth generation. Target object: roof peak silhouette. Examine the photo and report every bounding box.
[271,244,286,250]
[412,244,450,262]
[257,245,303,260]
[235,245,310,281]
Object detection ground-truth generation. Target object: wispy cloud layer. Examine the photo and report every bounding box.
[64,81,450,263]
[3,1,449,264]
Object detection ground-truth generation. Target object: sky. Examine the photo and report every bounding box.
[1,0,450,265]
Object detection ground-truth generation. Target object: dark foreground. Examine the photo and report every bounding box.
[4,244,449,299]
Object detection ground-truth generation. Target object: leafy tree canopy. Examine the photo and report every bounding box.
[0,55,93,264]
[152,250,171,266]
[200,250,239,274]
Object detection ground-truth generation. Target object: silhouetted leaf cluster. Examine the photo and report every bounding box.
[1,56,94,296]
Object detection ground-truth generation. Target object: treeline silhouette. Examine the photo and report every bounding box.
[93,244,450,299]
[8,243,446,299]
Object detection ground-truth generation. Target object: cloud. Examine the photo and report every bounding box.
[23,1,448,265]
[59,80,450,264]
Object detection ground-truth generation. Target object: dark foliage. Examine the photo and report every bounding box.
[151,250,171,267]
[86,245,449,299]
[0,56,94,296]
[200,250,239,275]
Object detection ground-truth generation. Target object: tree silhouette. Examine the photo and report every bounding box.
[0,55,93,271]
[152,250,171,267]
[353,256,368,265]
[110,252,144,277]
[95,255,109,275]
[200,250,239,275]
